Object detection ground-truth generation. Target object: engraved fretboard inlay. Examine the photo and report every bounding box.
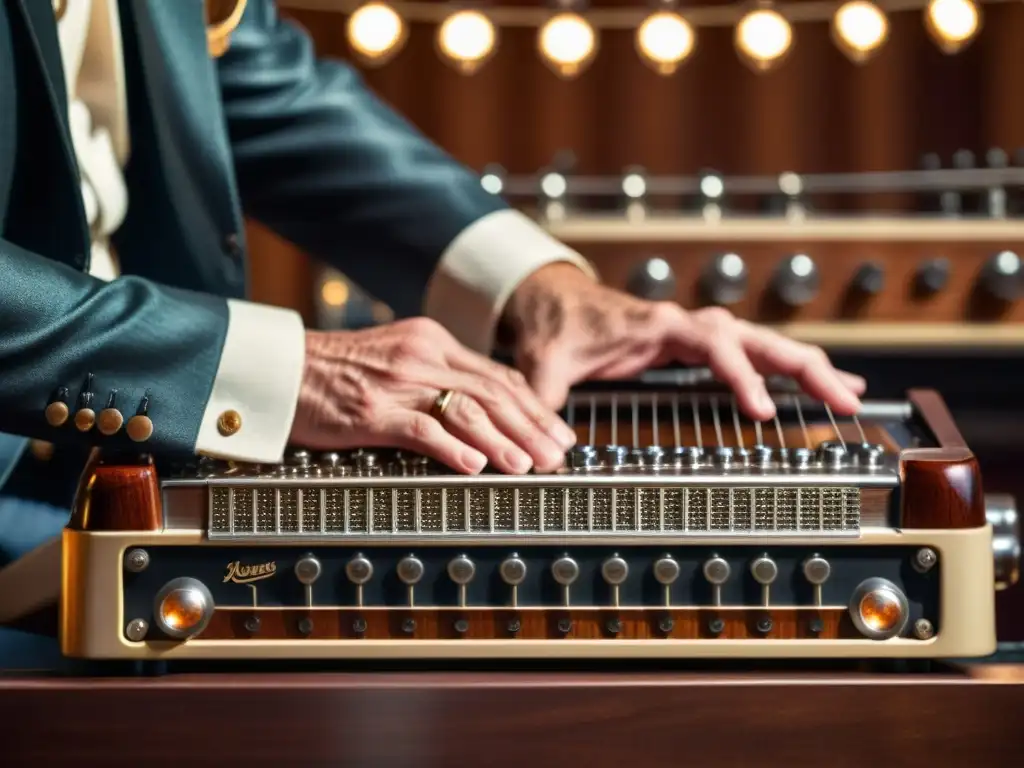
[207,485,861,538]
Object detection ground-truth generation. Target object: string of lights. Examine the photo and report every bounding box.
[281,0,1001,75]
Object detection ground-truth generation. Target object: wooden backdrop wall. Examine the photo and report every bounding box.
[248,0,1024,317]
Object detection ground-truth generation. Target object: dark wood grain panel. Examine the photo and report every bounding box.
[909,388,969,448]
[197,607,856,641]
[4,666,1024,767]
[69,454,161,532]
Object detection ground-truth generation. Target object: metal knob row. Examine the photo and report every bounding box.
[628,250,1024,309]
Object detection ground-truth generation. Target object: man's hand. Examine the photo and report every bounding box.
[289,319,577,474]
[503,263,866,420]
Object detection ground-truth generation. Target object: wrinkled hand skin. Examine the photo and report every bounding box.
[289,319,577,475]
[503,263,866,421]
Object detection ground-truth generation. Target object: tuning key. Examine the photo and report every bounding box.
[700,253,748,306]
[627,257,676,301]
[979,250,1023,302]
[852,262,885,295]
[773,254,819,307]
[915,258,950,295]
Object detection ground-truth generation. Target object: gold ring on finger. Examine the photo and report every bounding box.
[430,389,456,420]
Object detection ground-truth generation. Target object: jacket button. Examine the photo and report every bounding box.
[217,410,242,436]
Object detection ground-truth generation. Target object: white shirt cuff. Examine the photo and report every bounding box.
[195,299,305,463]
[423,209,596,354]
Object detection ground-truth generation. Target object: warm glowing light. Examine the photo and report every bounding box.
[159,589,206,633]
[858,590,904,633]
[346,2,407,64]
[321,279,350,307]
[832,1,889,62]
[925,0,982,53]
[437,10,498,73]
[538,13,597,78]
[735,7,793,71]
[635,11,695,75]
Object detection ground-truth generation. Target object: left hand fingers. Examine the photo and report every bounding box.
[655,305,862,418]
[730,320,864,415]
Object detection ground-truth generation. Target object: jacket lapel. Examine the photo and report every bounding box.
[117,0,242,220]
[8,0,89,260]
[12,0,70,131]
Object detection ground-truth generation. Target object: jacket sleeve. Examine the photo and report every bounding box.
[215,0,507,318]
[0,238,298,462]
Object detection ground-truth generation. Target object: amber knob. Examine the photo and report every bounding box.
[126,393,154,443]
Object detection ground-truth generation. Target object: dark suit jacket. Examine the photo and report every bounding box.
[0,0,505,484]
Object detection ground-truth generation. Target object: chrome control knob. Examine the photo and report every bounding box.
[653,556,681,585]
[750,555,779,586]
[551,556,580,586]
[601,555,630,586]
[447,555,476,585]
[500,555,528,586]
[627,257,676,301]
[979,250,1023,302]
[294,554,323,586]
[773,254,819,307]
[700,252,748,306]
[345,554,374,585]
[703,556,731,585]
[852,262,885,295]
[396,555,425,586]
[915,258,950,294]
[802,555,832,585]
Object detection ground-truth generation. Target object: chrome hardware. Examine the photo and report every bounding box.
[913,547,938,573]
[627,257,676,301]
[750,554,778,606]
[773,253,820,306]
[447,555,476,607]
[703,555,730,607]
[986,493,1021,591]
[124,548,150,573]
[802,554,831,606]
[849,577,910,641]
[397,556,425,586]
[294,554,322,585]
[552,555,580,607]
[124,618,148,642]
[700,252,748,306]
[602,445,629,469]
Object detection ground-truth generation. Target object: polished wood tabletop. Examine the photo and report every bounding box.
[2,662,1023,767]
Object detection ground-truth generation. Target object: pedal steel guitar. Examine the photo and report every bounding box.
[6,378,1011,662]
